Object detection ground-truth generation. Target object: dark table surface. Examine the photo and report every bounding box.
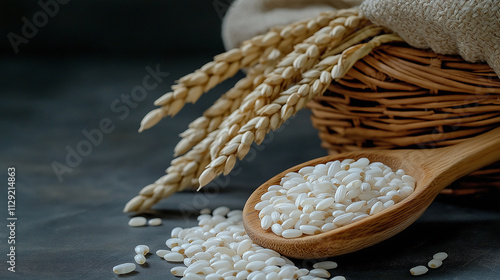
[1,53,499,280]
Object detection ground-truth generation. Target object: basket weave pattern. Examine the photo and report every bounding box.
[308,43,500,195]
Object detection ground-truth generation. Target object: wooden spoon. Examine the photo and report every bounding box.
[243,126,500,259]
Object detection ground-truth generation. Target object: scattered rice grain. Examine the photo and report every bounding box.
[428,258,443,269]
[410,265,428,276]
[112,263,136,274]
[134,244,149,255]
[313,261,338,270]
[433,252,448,261]
[134,254,146,265]
[128,216,147,227]
[148,218,162,226]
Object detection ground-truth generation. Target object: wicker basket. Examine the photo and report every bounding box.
[308,43,500,196]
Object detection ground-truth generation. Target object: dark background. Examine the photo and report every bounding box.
[0,0,230,55]
[0,1,499,279]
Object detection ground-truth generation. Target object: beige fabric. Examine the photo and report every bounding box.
[222,0,500,76]
[360,0,500,77]
[221,0,362,50]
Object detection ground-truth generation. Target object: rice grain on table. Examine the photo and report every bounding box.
[433,252,448,261]
[428,258,443,269]
[313,261,338,270]
[134,245,149,255]
[128,216,147,227]
[155,249,170,258]
[410,265,428,276]
[134,254,146,265]
[157,207,340,280]
[148,218,162,226]
[112,263,136,275]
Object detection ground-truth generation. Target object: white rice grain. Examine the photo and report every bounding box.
[410,265,428,276]
[128,217,147,227]
[134,254,146,265]
[112,263,135,275]
[163,252,184,262]
[308,268,330,278]
[282,229,302,238]
[433,252,448,261]
[148,218,162,226]
[428,258,443,269]
[313,261,338,270]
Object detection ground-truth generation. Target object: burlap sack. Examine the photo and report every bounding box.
[222,0,500,77]
[360,0,500,76]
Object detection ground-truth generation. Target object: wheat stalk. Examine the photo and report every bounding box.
[198,32,402,188]
[124,9,403,213]
[125,12,366,212]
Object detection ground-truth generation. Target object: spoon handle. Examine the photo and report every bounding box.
[422,126,500,190]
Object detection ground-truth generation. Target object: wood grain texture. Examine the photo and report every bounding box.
[243,126,500,259]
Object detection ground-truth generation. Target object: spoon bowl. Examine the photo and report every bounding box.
[243,127,500,259]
